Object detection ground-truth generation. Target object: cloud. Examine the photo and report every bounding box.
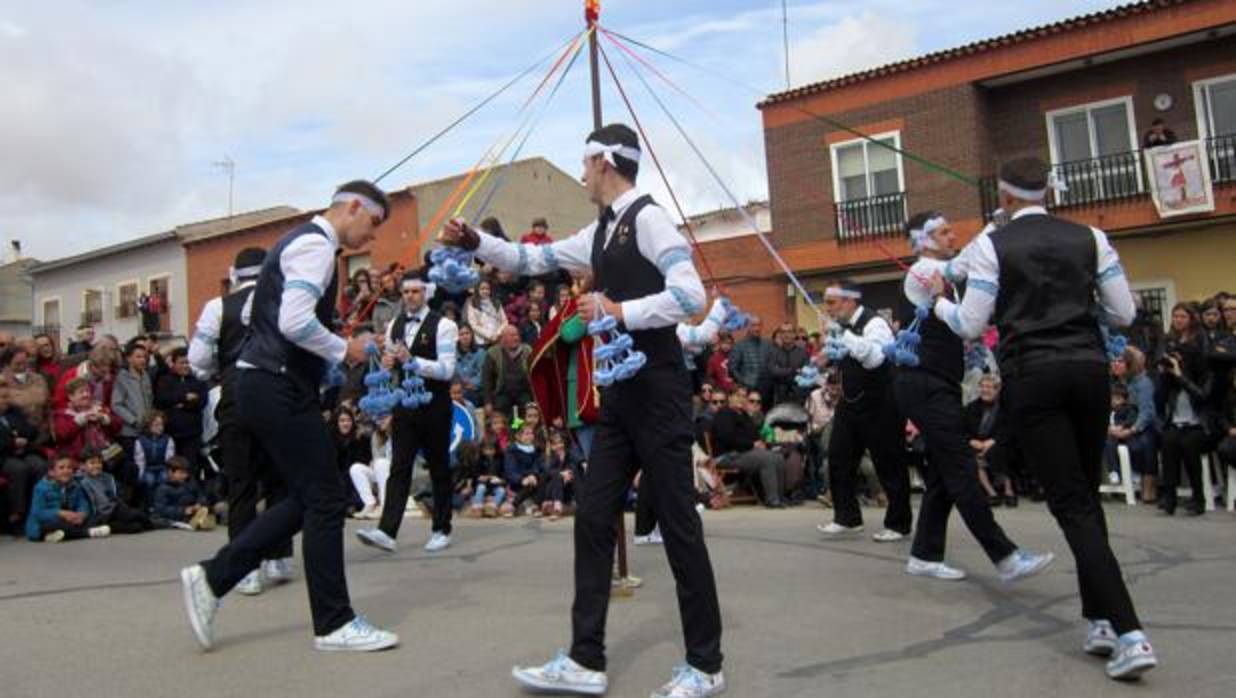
[787,11,917,87]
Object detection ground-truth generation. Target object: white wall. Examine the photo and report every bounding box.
[32,239,188,346]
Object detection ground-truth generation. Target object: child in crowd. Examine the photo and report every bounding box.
[52,377,122,465]
[469,437,508,518]
[152,456,215,531]
[540,430,578,520]
[504,423,544,516]
[135,411,175,497]
[25,455,109,542]
[519,402,548,450]
[488,410,511,452]
[1104,384,1140,485]
[77,448,152,534]
[349,415,391,520]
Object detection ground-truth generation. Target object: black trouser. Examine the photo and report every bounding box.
[1003,361,1141,635]
[1159,424,1209,512]
[98,500,152,534]
[217,390,293,560]
[202,371,354,637]
[380,400,452,538]
[895,370,1017,564]
[634,474,657,536]
[1218,435,1236,468]
[828,389,912,533]
[3,454,46,518]
[570,366,723,674]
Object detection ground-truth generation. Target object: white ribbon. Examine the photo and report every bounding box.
[999,172,1068,201]
[230,265,263,279]
[332,192,385,219]
[909,215,947,253]
[584,140,642,169]
[824,286,862,300]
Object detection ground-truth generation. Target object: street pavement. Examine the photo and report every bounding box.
[2,501,1234,697]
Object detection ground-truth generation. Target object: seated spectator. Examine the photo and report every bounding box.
[710,390,787,507]
[467,437,508,518]
[521,217,553,245]
[455,326,486,407]
[766,323,808,406]
[519,301,545,346]
[696,388,726,453]
[151,456,215,530]
[332,407,372,513]
[134,411,175,496]
[111,341,154,459]
[487,410,512,452]
[53,343,116,409]
[33,333,63,385]
[2,344,51,436]
[483,325,532,420]
[504,423,545,516]
[803,372,838,499]
[349,415,392,520]
[541,430,578,520]
[53,377,123,467]
[77,448,151,534]
[964,375,1017,507]
[743,389,768,434]
[518,401,548,449]
[2,386,48,533]
[466,279,506,347]
[1217,370,1236,472]
[1103,384,1139,483]
[1112,347,1159,501]
[154,348,207,481]
[25,455,103,542]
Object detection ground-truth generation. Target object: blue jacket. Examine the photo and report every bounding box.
[152,479,205,522]
[456,347,486,393]
[504,444,544,489]
[78,472,120,525]
[26,477,89,541]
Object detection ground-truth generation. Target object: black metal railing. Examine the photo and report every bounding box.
[1207,133,1236,185]
[1052,150,1145,207]
[833,191,906,243]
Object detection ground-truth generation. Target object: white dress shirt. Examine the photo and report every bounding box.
[473,187,706,331]
[677,298,727,354]
[275,215,348,364]
[384,305,458,383]
[933,206,1136,340]
[839,306,893,370]
[188,279,256,381]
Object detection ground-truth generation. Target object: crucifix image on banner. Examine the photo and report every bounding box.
[1145,140,1216,217]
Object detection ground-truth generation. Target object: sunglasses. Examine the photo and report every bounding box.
[749,397,762,404]
[710,399,725,405]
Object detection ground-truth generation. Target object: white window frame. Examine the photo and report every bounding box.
[116,278,140,320]
[1044,96,1141,205]
[81,287,104,325]
[828,130,906,204]
[40,296,61,327]
[1192,72,1236,141]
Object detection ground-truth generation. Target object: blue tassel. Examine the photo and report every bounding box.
[720,297,750,332]
[589,300,645,386]
[882,306,929,368]
[427,247,480,294]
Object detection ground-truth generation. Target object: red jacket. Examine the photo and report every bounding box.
[52,363,114,410]
[52,405,122,460]
[37,356,63,385]
[529,297,599,428]
[706,349,736,392]
[520,231,554,245]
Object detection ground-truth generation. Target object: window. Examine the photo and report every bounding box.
[1046,97,1141,205]
[830,132,906,239]
[82,289,103,325]
[42,298,61,329]
[116,282,138,319]
[147,277,170,333]
[1194,74,1236,184]
[1130,280,1176,333]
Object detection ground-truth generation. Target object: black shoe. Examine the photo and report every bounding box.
[1182,502,1204,517]
[988,495,1004,508]
[1004,495,1018,508]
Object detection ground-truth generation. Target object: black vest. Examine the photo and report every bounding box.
[590,195,683,371]
[838,307,891,409]
[218,285,256,388]
[390,309,450,411]
[901,285,964,385]
[238,223,340,389]
[988,213,1105,371]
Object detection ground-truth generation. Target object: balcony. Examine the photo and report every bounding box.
[833,192,906,243]
[980,136,1235,221]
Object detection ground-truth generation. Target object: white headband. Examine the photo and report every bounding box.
[998,172,1068,201]
[400,277,427,290]
[231,265,263,279]
[824,287,862,300]
[584,140,642,169]
[909,215,947,253]
[332,192,386,219]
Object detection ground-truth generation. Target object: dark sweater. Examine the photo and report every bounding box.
[710,407,760,454]
[503,444,544,488]
[152,479,206,522]
[154,373,207,440]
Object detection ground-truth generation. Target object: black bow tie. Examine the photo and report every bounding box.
[599,206,615,228]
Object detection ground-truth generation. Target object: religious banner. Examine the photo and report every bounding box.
[1144,140,1215,218]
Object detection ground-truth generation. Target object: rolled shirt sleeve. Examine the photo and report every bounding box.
[1092,227,1135,328]
[414,317,458,382]
[276,235,347,365]
[188,298,223,380]
[676,297,726,350]
[934,235,998,340]
[840,312,893,370]
[622,205,705,331]
[474,224,596,278]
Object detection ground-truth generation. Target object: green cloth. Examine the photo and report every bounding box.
[560,314,587,429]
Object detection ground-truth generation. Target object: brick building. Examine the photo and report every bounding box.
[758,0,1236,328]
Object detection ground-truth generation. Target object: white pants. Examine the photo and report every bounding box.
[349,459,391,508]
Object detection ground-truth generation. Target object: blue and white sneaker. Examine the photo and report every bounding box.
[424,532,452,553]
[313,615,399,652]
[651,664,726,698]
[1105,632,1157,680]
[180,565,220,650]
[355,528,397,553]
[512,650,607,695]
[996,549,1055,583]
[235,570,263,596]
[1083,620,1118,656]
[262,558,294,585]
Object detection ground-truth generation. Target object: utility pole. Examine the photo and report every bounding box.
[213,156,236,217]
[782,0,791,90]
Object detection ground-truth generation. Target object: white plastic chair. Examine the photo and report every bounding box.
[1175,453,1216,512]
[1099,444,1136,506]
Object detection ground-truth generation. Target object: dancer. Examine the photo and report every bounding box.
[893,211,1053,582]
[180,180,398,653]
[355,271,458,553]
[815,281,913,542]
[188,247,295,596]
[442,123,725,697]
[933,158,1156,680]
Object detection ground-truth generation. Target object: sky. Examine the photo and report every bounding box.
[0,0,1126,261]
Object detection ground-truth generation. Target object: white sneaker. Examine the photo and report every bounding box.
[1083,619,1118,656]
[170,521,194,531]
[43,530,66,543]
[313,615,399,652]
[88,525,111,538]
[906,556,967,581]
[355,528,397,553]
[512,650,607,695]
[361,504,382,520]
[1108,471,1121,485]
[180,565,219,651]
[997,549,1056,583]
[872,529,905,543]
[235,570,263,596]
[817,521,863,536]
[695,503,706,515]
[651,664,726,698]
[262,558,294,585]
[424,532,452,553]
[634,526,664,546]
[1105,632,1158,680]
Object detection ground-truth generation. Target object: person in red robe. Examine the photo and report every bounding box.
[529,289,599,456]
